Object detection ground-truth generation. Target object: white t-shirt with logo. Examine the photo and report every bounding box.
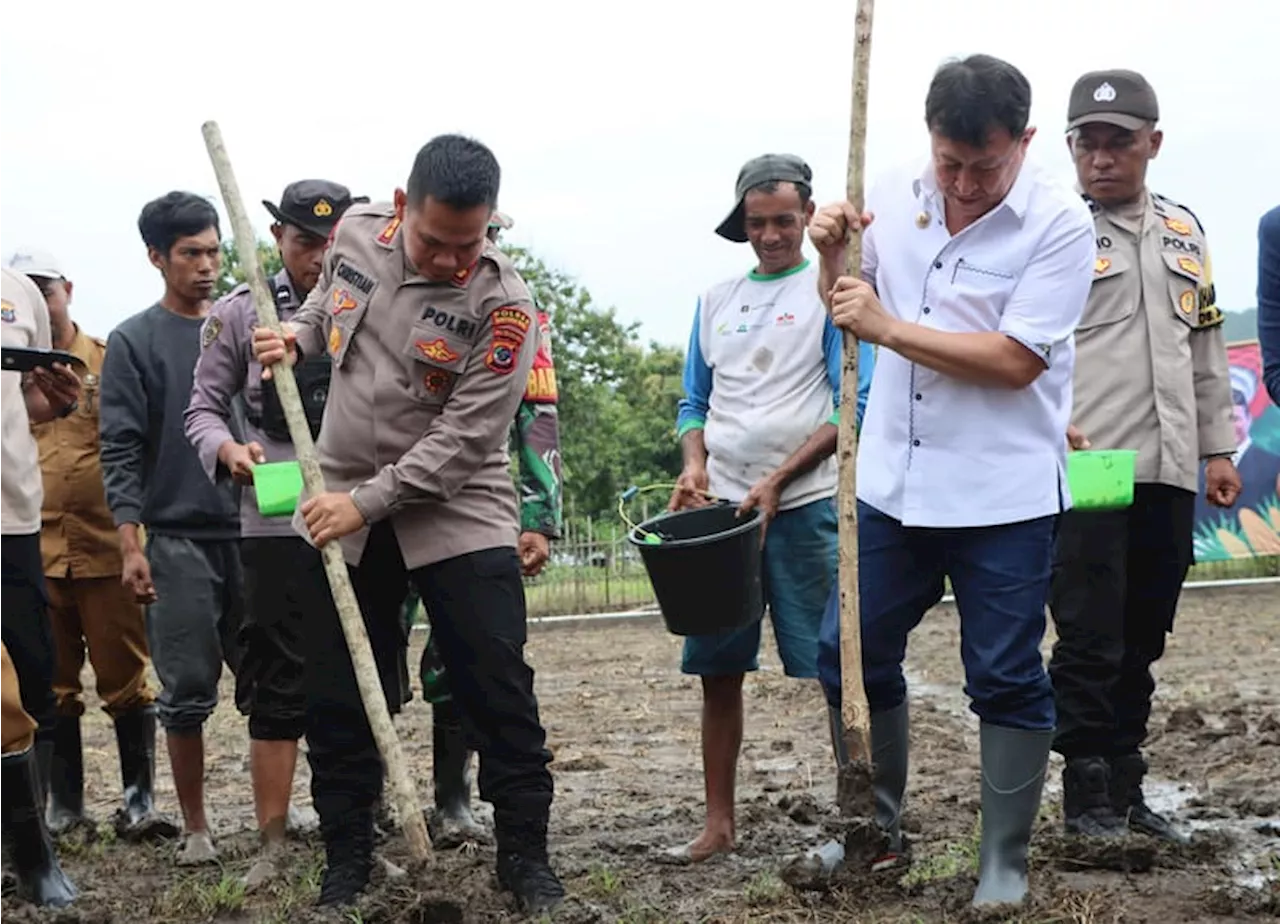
[2,267,52,535]
[677,260,874,511]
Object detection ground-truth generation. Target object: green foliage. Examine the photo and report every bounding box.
[215,238,282,298]
[504,246,684,530]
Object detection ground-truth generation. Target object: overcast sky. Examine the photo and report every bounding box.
[3,0,1276,349]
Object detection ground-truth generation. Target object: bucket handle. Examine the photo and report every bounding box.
[618,483,723,545]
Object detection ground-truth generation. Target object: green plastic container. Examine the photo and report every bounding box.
[1067,450,1137,511]
[252,461,304,518]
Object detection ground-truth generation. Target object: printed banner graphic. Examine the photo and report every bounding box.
[1193,340,1280,561]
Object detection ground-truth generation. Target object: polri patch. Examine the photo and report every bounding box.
[332,289,358,314]
[416,338,461,364]
[485,340,518,375]
[201,317,222,349]
[423,369,452,395]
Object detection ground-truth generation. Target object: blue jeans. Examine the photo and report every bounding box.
[682,497,837,679]
[818,501,1056,731]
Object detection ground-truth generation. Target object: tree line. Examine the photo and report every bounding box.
[216,241,686,537]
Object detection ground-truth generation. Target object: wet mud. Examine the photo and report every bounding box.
[2,585,1276,922]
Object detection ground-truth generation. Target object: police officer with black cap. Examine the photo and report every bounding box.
[1051,70,1240,842]
[185,179,365,888]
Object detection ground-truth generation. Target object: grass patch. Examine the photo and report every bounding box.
[155,870,246,918]
[743,870,786,907]
[582,862,623,898]
[900,823,981,887]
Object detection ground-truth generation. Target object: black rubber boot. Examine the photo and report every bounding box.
[34,734,54,818]
[1,747,78,908]
[495,815,564,914]
[113,706,180,841]
[1062,756,1126,837]
[426,700,490,849]
[46,716,87,835]
[972,724,1052,908]
[1110,752,1188,844]
[317,809,375,907]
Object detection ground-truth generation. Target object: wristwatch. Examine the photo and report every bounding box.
[56,400,78,419]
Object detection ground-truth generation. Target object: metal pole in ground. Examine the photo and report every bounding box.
[200,121,432,863]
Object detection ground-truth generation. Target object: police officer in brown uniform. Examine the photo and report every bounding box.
[2,265,79,907]
[253,134,563,912]
[7,250,175,842]
[1051,70,1241,841]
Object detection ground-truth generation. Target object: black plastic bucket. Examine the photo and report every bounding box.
[627,503,765,636]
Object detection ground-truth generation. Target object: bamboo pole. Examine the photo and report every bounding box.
[837,0,876,769]
[200,121,431,862]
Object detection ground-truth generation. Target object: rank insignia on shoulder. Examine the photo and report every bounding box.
[1179,290,1195,314]
[201,317,222,349]
[1163,216,1193,236]
[1094,257,1111,275]
[376,217,401,246]
[1177,256,1200,277]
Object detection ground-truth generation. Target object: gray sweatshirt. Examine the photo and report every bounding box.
[99,303,240,539]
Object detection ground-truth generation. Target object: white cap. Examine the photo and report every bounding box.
[6,248,66,280]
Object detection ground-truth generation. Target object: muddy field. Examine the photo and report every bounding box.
[3,584,1277,923]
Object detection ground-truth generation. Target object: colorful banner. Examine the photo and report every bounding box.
[1193,340,1280,561]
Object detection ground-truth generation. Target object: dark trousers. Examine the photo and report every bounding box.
[818,502,1058,731]
[1048,484,1195,759]
[238,538,314,741]
[1,534,55,738]
[305,523,553,847]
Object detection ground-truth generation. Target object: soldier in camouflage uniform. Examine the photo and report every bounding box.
[399,209,563,848]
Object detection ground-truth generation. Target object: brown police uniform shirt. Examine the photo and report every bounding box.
[288,202,540,570]
[32,326,123,578]
[1071,190,1236,493]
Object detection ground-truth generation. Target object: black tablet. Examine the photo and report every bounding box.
[0,347,87,373]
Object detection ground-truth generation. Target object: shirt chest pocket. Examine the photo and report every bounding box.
[1160,250,1207,329]
[1078,252,1135,331]
[403,322,471,406]
[949,258,1018,315]
[324,284,372,367]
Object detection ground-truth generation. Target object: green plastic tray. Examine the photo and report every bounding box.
[1067,449,1137,511]
[252,461,303,518]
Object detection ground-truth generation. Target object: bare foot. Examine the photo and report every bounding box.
[175,830,219,866]
[659,827,735,865]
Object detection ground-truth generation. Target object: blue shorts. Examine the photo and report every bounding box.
[681,497,837,679]
[817,500,1056,731]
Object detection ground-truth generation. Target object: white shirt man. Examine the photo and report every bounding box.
[806,54,1094,911]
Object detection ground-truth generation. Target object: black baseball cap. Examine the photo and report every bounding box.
[1066,69,1159,132]
[715,154,813,243]
[263,180,368,238]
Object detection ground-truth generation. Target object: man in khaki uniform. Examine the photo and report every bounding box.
[1,266,79,907]
[8,250,175,843]
[1051,69,1241,842]
[253,134,563,913]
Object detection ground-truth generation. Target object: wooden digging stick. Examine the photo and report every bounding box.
[201,121,432,863]
[837,0,876,769]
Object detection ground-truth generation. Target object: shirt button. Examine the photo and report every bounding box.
[922,307,931,314]
[912,439,921,447]
[914,393,922,401]
[933,260,943,269]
